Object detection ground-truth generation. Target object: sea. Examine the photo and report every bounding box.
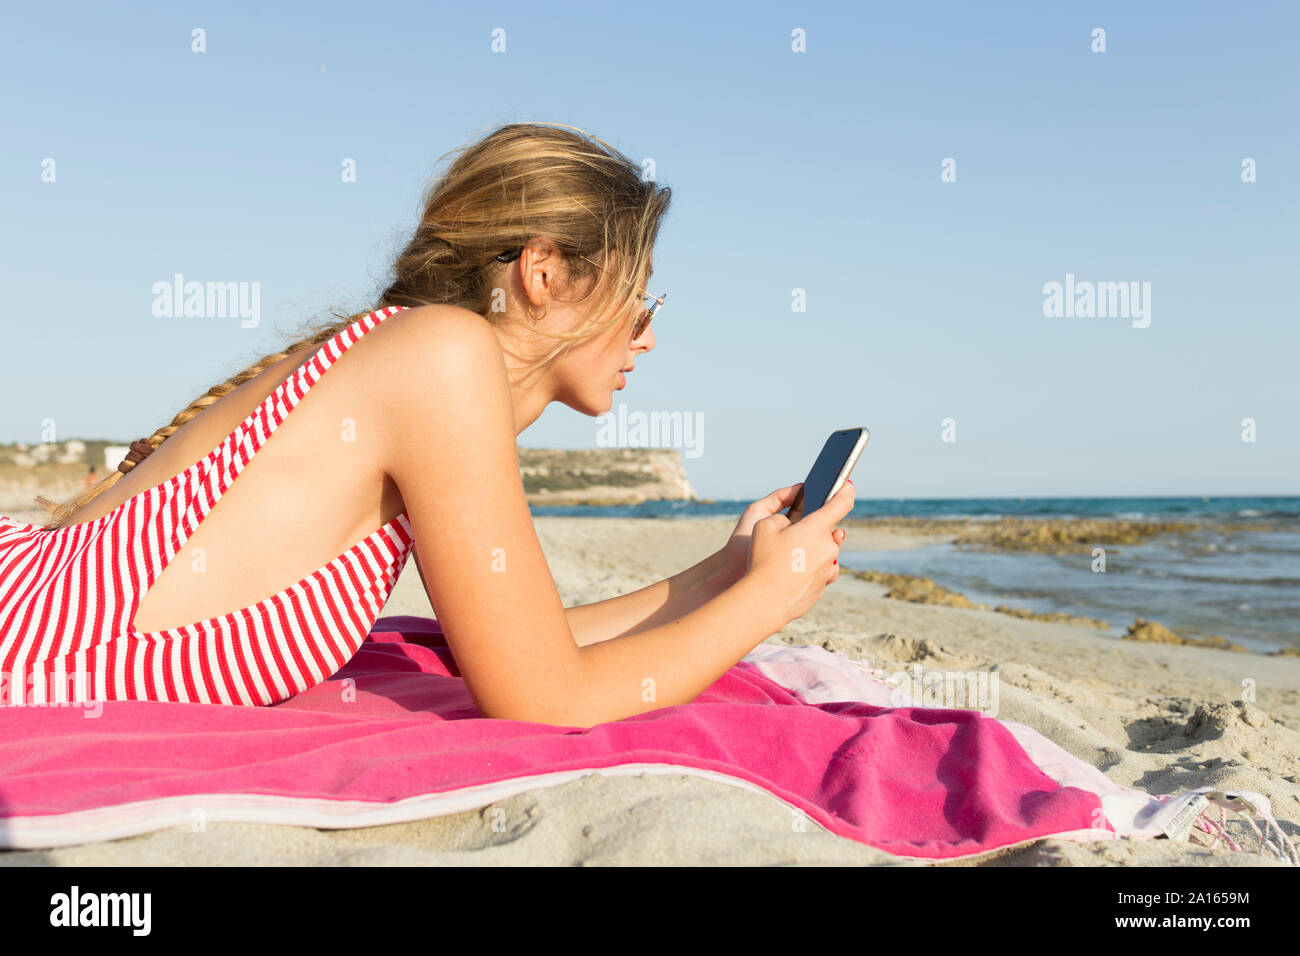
[529,496,1300,655]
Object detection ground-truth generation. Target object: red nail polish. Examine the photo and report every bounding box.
[833,559,837,565]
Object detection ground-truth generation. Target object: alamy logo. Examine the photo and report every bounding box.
[596,403,704,459]
[49,885,151,936]
[1042,273,1151,328]
[887,664,1000,716]
[151,274,261,328]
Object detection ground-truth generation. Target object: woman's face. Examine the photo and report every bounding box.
[550,286,657,417]
[533,251,655,416]
[500,243,658,420]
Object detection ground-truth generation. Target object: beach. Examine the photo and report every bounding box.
[3,515,1296,866]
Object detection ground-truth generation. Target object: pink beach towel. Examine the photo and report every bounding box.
[0,615,1291,862]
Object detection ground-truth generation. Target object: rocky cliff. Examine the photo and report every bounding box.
[0,441,698,517]
[519,447,697,506]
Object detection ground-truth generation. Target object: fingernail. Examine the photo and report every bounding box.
[847,478,854,485]
[833,559,837,565]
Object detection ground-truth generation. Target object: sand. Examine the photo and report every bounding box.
[3,516,1297,866]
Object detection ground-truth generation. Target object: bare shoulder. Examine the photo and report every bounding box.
[372,303,500,361]
[359,303,506,413]
[364,303,513,454]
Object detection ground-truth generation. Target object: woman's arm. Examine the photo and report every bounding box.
[561,485,817,647]
[564,546,747,648]
[411,522,747,648]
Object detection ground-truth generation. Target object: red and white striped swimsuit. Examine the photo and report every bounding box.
[0,305,416,708]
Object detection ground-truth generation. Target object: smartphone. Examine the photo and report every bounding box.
[785,427,869,522]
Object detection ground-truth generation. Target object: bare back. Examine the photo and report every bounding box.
[66,313,411,634]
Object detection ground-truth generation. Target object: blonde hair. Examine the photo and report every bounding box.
[36,121,672,530]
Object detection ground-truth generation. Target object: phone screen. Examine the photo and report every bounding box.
[786,427,867,521]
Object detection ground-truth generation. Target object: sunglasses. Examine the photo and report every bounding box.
[495,248,666,342]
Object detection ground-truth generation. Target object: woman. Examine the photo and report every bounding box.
[0,122,852,726]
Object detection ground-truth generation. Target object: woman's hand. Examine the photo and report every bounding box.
[743,479,854,628]
[717,483,846,585]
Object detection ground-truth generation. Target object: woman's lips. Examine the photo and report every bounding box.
[616,370,626,388]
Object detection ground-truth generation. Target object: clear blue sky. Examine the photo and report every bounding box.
[2,0,1296,500]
